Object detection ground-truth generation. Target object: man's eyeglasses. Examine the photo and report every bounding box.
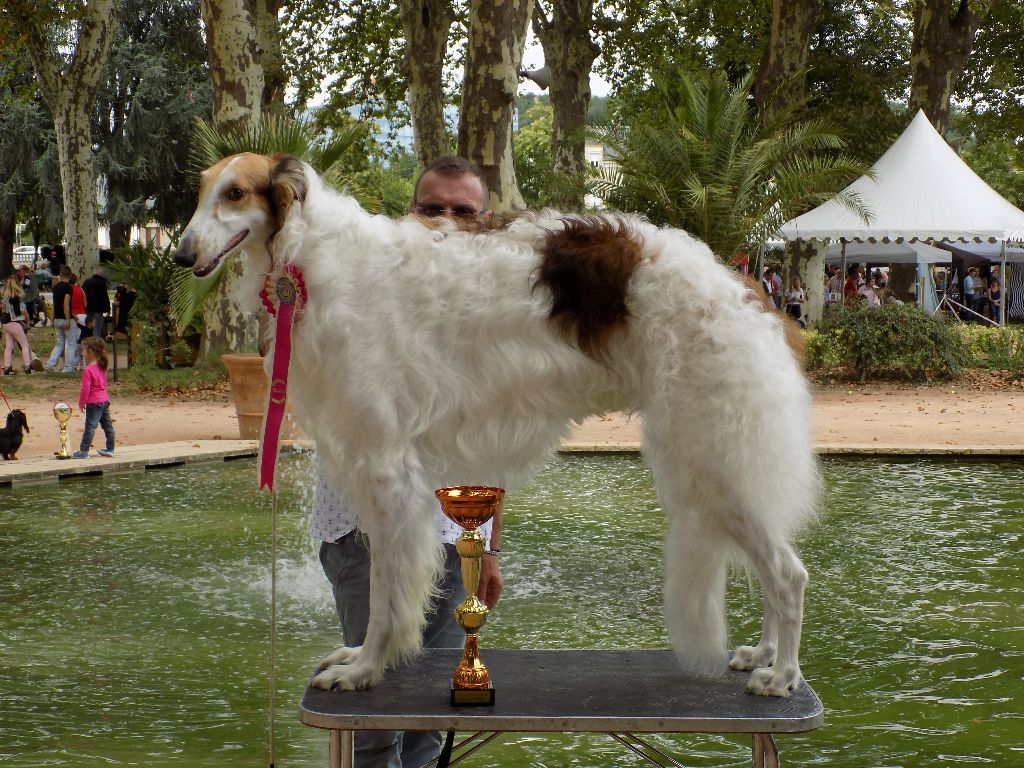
[413,203,482,221]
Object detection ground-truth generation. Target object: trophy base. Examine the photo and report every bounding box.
[451,685,495,707]
[54,454,71,460]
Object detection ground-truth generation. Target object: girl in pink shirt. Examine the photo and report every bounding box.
[73,337,115,458]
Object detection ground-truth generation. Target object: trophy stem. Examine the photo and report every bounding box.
[59,425,70,458]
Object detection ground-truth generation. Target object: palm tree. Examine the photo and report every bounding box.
[171,115,371,344]
[590,69,869,261]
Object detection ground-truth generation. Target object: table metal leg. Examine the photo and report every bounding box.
[329,729,354,768]
[607,733,688,767]
[752,733,778,768]
[424,731,501,767]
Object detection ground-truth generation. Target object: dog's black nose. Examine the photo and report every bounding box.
[174,234,197,268]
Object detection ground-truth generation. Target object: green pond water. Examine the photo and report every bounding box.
[1,454,1021,767]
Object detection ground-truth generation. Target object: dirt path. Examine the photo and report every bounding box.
[4,373,1023,460]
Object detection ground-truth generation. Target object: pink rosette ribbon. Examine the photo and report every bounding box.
[258,265,307,491]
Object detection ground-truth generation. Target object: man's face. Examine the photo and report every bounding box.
[412,171,490,231]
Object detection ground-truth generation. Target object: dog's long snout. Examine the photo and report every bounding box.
[174,233,198,268]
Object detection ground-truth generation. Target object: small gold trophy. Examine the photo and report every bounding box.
[435,485,504,706]
[53,402,73,460]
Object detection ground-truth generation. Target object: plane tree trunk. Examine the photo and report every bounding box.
[909,0,994,136]
[14,0,118,278]
[753,0,820,123]
[200,0,265,359]
[458,0,534,214]
[533,0,600,211]
[400,0,455,167]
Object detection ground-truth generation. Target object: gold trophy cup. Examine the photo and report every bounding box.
[435,485,504,706]
[53,402,73,460]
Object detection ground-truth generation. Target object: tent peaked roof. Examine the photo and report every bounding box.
[780,109,1024,243]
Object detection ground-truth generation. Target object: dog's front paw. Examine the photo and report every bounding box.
[311,663,382,691]
[318,645,362,670]
[729,644,776,672]
[745,665,802,697]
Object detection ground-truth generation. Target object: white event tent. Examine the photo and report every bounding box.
[780,109,1024,323]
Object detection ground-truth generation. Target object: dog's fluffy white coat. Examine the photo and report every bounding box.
[180,154,818,696]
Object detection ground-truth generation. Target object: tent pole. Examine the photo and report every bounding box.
[840,241,847,300]
[1000,241,1007,326]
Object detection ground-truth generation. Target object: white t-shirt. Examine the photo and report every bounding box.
[785,288,805,305]
[309,463,492,547]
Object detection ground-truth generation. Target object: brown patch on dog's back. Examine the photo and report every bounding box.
[536,216,643,360]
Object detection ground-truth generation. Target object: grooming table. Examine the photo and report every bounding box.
[299,649,824,767]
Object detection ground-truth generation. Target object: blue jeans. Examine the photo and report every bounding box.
[80,401,115,452]
[319,533,464,768]
[47,318,79,371]
[87,312,105,339]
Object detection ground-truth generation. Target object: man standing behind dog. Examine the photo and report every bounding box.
[311,155,500,768]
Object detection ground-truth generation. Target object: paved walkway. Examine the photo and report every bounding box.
[0,440,259,486]
[3,414,1023,486]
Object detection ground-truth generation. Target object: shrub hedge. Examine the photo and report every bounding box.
[806,303,967,380]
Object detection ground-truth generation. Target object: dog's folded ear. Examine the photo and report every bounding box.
[269,154,308,231]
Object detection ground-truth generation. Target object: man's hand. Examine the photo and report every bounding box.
[477,553,503,609]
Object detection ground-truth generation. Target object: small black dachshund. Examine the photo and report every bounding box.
[0,409,30,460]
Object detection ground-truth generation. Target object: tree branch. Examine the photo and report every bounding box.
[533,0,550,38]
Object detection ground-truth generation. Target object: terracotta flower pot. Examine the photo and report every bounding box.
[221,352,306,441]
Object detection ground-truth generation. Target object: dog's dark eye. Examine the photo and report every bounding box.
[226,187,245,201]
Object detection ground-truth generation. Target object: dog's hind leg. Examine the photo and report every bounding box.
[728,595,779,672]
[311,455,444,691]
[722,515,808,696]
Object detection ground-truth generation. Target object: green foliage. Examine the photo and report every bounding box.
[105,241,182,324]
[119,354,227,394]
[804,328,845,371]
[815,303,967,380]
[515,97,554,208]
[805,0,911,164]
[957,325,1024,377]
[0,46,62,242]
[596,0,769,103]
[92,0,212,238]
[591,68,868,258]
[350,154,416,217]
[955,0,1024,151]
[956,128,1024,212]
[188,115,371,194]
[281,0,422,149]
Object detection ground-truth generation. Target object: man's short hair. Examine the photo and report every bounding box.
[59,265,72,278]
[413,155,489,207]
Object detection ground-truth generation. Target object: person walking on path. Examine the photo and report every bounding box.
[46,266,79,372]
[1,276,33,375]
[82,268,111,339]
[17,265,40,326]
[72,337,115,459]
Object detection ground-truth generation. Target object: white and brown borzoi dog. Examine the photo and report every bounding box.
[177,153,818,697]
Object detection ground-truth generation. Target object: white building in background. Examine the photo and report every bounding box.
[584,140,617,210]
[97,221,173,250]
